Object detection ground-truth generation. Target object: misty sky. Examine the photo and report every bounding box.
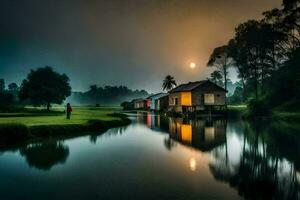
[0,0,281,93]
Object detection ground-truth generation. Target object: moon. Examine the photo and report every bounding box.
[190,62,196,69]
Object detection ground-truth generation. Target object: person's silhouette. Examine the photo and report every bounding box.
[66,103,72,119]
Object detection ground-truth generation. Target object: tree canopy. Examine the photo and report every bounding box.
[209,0,300,111]
[19,66,71,111]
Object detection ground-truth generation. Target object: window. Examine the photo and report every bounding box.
[174,98,179,105]
[204,93,215,105]
[181,92,192,106]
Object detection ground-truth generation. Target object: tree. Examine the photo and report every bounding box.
[162,75,177,91]
[19,66,71,111]
[0,79,5,93]
[89,84,97,92]
[232,20,279,99]
[210,70,223,87]
[8,83,18,92]
[207,45,232,91]
[20,142,69,170]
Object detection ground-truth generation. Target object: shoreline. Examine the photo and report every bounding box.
[0,113,131,147]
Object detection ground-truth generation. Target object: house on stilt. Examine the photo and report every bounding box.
[168,80,227,114]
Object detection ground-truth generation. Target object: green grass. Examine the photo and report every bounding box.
[0,106,122,126]
[227,105,248,118]
[272,111,300,122]
[0,106,131,145]
[227,104,300,122]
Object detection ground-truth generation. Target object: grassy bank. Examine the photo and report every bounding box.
[227,104,300,122]
[0,107,131,146]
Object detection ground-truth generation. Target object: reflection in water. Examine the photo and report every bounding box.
[190,157,197,171]
[140,113,300,199]
[209,121,300,200]
[89,126,129,144]
[168,117,227,152]
[20,142,69,170]
[0,113,299,199]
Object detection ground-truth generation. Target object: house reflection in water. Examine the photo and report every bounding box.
[168,118,226,152]
[135,112,169,133]
[135,112,226,151]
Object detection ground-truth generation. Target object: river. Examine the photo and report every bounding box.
[0,112,299,199]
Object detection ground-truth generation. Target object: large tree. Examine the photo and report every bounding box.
[19,66,71,111]
[209,70,223,87]
[207,45,232,91]
[162,75,177,91]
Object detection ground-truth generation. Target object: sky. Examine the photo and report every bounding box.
[0,0,282,93]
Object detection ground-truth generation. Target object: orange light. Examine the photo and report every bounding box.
[181,92,192,106]
[190,158,196,171]
[181,124,192,143]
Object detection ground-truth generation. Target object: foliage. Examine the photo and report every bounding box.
[0,124,30,145]
[247,98,271,117]
[19,142,69,170]
[68,85,148,106]
[0,79,18,107]
[209,0,300,116]
[0,79,5,92]
[162,75,177,91]
[121,101,134,110]
[0,91,14,106]
[19,66,71,111]
[227,86,244,104]
[265,47,300,108]
[209,70,223,87]
[207,45,232,91]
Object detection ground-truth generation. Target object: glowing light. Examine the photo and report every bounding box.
[181,92,192,106]
[190,157,196,171]
[190,62,196,69]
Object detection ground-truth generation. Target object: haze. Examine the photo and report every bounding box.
[0,0,281,93]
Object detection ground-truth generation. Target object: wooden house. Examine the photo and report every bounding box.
[133,98,147,109]
[168,80,227,113]
[155,93,169,111]
[147,93,168,110]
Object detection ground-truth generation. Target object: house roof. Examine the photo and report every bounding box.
[146,93,167,99]
[169,80,227,93]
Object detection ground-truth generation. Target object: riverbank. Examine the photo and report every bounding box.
[0,107,131,146]
[227,105,300,122]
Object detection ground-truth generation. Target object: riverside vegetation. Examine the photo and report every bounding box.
[0,106,131,146]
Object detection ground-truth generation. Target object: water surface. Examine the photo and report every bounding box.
[0,112,299,199]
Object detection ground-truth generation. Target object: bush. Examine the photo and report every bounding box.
[247,98,270,117]
[0,92,15,106]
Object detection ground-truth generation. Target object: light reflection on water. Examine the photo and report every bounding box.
[0,112,299,200]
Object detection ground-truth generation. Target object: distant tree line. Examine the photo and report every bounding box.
[67,85,149,106]
[0,79,19,107]
[208,0,300,113]
[0,66,149,110]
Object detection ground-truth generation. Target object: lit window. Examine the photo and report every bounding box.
[181,92,192,106]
